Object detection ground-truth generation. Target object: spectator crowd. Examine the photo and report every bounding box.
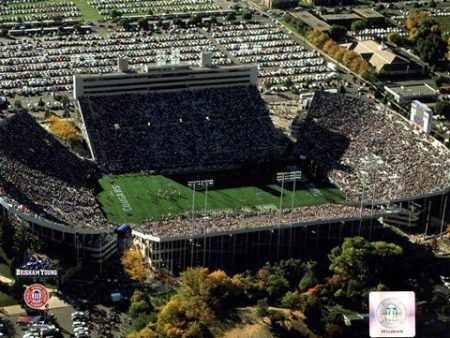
[0,112,109,230]
[297,92,450,202]
[79,85,283,173]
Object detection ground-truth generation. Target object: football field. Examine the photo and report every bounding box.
[96,172,344,224]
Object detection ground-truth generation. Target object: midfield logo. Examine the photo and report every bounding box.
[15,250,58,279]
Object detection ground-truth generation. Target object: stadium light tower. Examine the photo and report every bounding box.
[188,179,214,221]
[276,171,302,219]
[187,180,213,268]
[276,171,302,258]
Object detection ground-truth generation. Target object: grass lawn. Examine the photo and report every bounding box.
[433,16,450,32]
[0,247,13,280]
[0,290,18,307]
[71,0,102,21]
[96,171,344,224]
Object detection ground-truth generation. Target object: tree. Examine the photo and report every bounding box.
[387,32,403,45]
[137,18,149,31]
[281,291,302,308]
[416,32,447,65]
[406,10,429,42]
[226,13,236,21]
[188,14,202,27]
[0,29,8,37]
[255,298,269,317]
[330,25,347,40]
[351,20,366,32]
[434,101,450,120]
[119,18,131,30]
[173,18,184,27]
[111,9,122,20]
[47,116,79,141]
[14,100,22,109]
[299,270,318,292]
[12,223,41,261]
[329,237,405,287]
[121,249,148,282]
[38,98,45,107]
[242,11,252,21]
[283,77,294,88]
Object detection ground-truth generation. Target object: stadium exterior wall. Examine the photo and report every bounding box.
[132,212,392,273]
[0,196,117,263]
[132,187,450,273]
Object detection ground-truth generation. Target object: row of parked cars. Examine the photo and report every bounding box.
[71,311,91,338]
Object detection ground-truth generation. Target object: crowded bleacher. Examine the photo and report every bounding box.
[0,112,109,230]
[297,92,450,202]
[135,204,382,238]
[78,85,283,173]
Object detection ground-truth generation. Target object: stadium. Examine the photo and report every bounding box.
[1,56,450,273]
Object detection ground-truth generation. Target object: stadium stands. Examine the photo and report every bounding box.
[0,113,109,230]
[135,204,379,238]
[297,92,450,202]
[79,85,282,173]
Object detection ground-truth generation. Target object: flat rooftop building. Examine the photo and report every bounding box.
[320,13,360,25]
[384,83,437,105]
[263,0,297,9]
[352,8,385,23]
[290,11,331,32]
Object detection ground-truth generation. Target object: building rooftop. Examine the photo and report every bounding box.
[385,83,436,97]
[352,8,385,20]
[320,13,360,22]
[351,40,410,72]
[291,12,332,31]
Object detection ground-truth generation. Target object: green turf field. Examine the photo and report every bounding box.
[96,172,344,224]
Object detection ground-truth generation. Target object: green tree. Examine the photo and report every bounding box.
[283,77,294,88]
[351,20,366,32]
[416,32,447,65]
[434,101,450,120]
[38,98,45,107]
[255,298,269,317]
[242,11,253,21]
[281,291,302,308]
[111,10,122,20]
[14,100,22,109]
[173,18,184,27]
[330,25,347,40]
[387,32,403,45]
[118,18,131,29]
[226,13,236,21]
[137,18,149,31]
[299,270,318,292]
[329,237,373,282]
[188,14,202,27]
